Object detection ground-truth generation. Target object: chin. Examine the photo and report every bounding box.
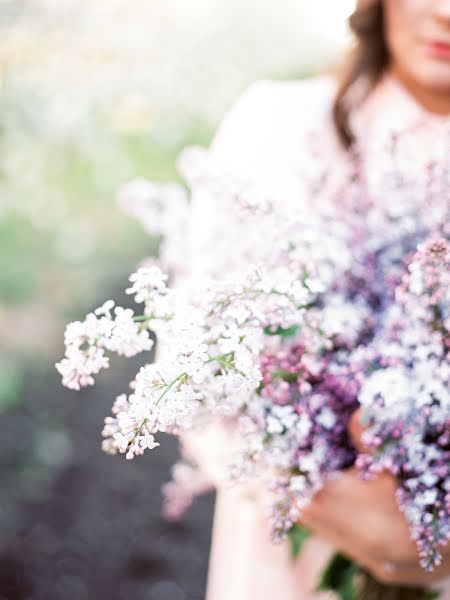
[414,62,450,94]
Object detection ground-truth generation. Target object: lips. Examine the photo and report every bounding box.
[426,40,450,59]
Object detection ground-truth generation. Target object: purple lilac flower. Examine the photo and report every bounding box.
[356,237,450,571]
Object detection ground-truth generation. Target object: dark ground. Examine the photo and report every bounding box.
[0,353,214,600]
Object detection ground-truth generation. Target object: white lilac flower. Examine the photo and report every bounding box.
[126,265,173,319]
[56,301,153,389]
[117,178,189,239]
[56,345,109,391]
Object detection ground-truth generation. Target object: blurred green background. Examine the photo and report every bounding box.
[0,0,353,401]
[0,2,353,598]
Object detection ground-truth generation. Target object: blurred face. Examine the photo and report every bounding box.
[384,0,450,102]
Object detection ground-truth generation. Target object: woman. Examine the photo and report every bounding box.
[184,1,450,597]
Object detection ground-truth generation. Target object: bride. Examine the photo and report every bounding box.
[181,1,450,598]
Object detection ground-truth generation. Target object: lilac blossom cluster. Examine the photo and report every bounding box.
[92,250,344,463]
[55,300,154,390]
[58,251,324,460]
[356,236,450,571]
[58,127,450,573]
[231,341,363,540]
[57,152,372,544]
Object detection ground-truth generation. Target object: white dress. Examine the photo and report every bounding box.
[182,72,450,600]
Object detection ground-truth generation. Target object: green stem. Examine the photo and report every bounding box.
[133,313,172,324]
[133,314,152,322]
[207,285,312,318]
[129,371,187,445]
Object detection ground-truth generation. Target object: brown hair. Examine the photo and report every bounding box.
[333,0,390,148]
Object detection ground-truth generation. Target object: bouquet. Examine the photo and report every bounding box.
[57,145,374,542]
[56,127,450,599]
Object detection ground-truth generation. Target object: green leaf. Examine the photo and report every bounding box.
[0,358,23,412]
[263,324,299,338]
[424,591,440,600]
[271,369,298,383]
[287,524,310,559]
[316,552,358,600]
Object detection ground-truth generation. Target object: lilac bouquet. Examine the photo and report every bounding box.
[56,144,376,544]
[57,127,450,598]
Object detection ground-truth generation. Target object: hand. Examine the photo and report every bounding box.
[299,409,450,586]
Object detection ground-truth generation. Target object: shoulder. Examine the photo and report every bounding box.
[209,75,339,173]
[216,75,337,126]
[254,74,338,112]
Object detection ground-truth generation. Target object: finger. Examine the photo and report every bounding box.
[348,407,371,453]
[346,410,450,564]
[299,473,384,564]
[300,469,418,564]
[299,510,448,588]
[369,557,450,587]
[441,540,450,559]
[298,509,383,577]
[307,468,399,516]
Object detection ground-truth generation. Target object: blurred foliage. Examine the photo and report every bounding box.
[0,355,23,412]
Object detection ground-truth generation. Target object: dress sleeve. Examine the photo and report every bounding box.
[208,79,278,174]
[207,76,339,176]
[173,79,280,288]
